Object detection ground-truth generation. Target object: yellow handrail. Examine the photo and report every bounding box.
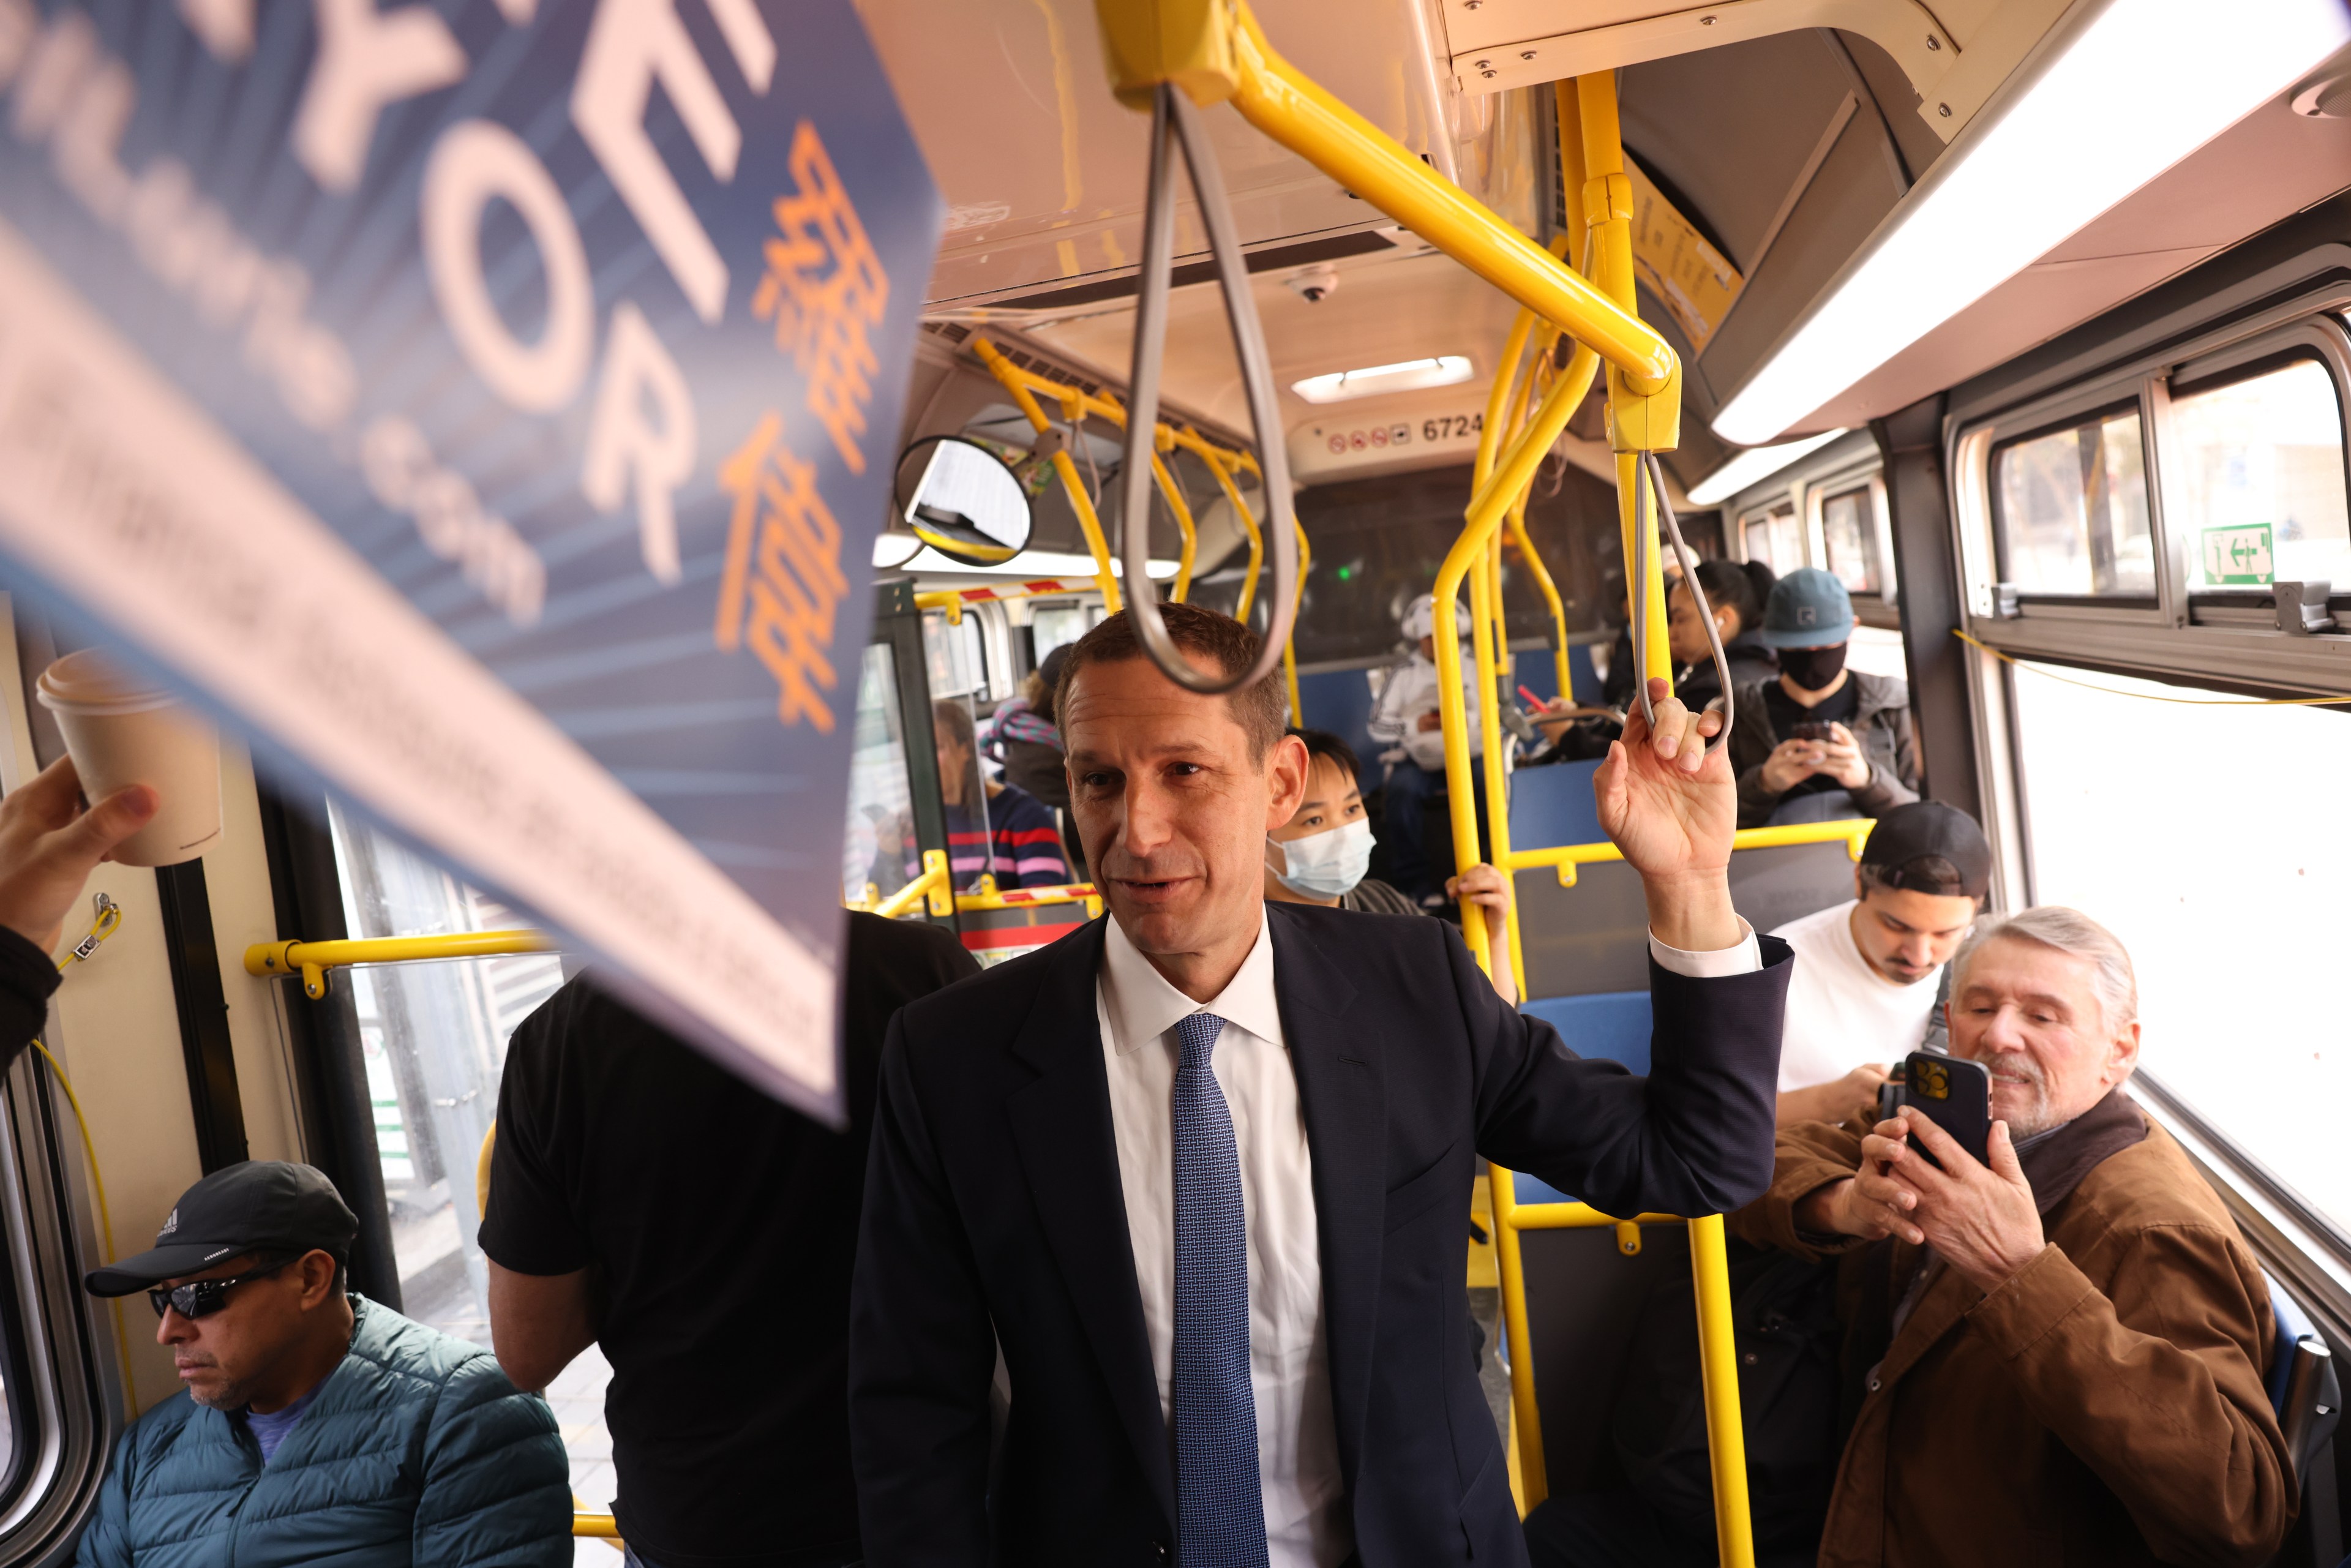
[873,849,955,921]
[245,930,555,1001]
[916,577,1106,625]
[954,880,1105,921]
[1510,817,1876,887]
[572,1512,620,1539]
[1282,517,1310,724]
[969,340,1258,608]
[1178,432,1264,621]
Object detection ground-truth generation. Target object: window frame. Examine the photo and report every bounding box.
[2155,326,2351,620]
[1981,391,2163,616]
[1804,463,1899,624]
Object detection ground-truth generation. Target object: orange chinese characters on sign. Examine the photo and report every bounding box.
[753,121,890,475]
[716,412,850,732]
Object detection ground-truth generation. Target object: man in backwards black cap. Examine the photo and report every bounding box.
[1769,801,1992,1127]
[73,1161,569,1568]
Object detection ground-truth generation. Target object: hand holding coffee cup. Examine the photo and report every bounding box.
[36,652,221,868]
[0,756,159,952]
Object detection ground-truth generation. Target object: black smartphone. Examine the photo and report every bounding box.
[1790,720,1835,742]
[1899,1051,1990,1170]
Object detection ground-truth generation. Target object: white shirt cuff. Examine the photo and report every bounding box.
[1648,919,1761,978]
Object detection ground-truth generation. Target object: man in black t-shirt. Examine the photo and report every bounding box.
[480,912,977,1568]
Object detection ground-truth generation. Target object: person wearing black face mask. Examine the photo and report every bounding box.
[1725,568,1920,828]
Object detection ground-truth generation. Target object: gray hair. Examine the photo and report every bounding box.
[1951,906,2138,1035]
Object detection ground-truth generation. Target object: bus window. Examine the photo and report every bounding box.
[1819,486,1880,595]
[843,643,917,905]
[1031,601,1097,662]
[2168,357,2351,591]
[1741,503,1803,573]
[923,609,986,699]
[2005,660,2351,1232]
[1990,407,2154,598]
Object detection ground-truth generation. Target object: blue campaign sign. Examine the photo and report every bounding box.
[0,0,943,1119]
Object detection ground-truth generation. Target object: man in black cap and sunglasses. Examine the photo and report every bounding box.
[73,1161,570,1568]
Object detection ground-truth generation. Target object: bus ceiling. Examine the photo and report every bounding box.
[872,0,2351,470]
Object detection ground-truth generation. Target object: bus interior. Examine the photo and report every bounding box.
[0,0,2347,1563]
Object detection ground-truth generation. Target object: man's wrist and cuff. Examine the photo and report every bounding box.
[1648,918,1761,977]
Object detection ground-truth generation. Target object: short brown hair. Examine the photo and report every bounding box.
[1055,603,1288,759]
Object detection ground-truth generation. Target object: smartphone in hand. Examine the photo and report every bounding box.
[1898,1051,1991,1170]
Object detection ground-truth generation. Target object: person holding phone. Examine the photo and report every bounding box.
[1727,906,2293,1568]
[1723,569,1920,828]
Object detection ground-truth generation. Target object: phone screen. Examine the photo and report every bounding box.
[1900,1052,1991,1170]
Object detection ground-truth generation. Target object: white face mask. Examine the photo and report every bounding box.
[1267,816,1374,901]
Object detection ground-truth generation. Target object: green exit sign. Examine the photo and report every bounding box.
[2202,523,2273,585]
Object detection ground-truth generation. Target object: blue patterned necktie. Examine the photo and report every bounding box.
[1171,1010,1269,1567]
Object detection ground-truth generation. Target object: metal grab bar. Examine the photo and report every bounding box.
[872,850,955,921]
[1507,817,1876,887]
[245,930,555,1000]
[954,879,1106,921]
[916,577,1109,625]
[572,1512,620,1539]
[1117,83,1297,695]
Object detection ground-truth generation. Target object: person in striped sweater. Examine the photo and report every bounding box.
[934,698,1070,889]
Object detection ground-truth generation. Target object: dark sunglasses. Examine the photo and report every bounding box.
[147,1260,291,1321]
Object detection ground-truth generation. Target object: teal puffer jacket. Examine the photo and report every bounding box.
[74,1297,570,1568]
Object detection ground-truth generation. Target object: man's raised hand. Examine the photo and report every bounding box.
[0,757,159,952]
[1594,677,1739,951]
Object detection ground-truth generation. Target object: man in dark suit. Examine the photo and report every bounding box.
[849,603,1790,1568]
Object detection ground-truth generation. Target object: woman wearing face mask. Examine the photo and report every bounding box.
[1265,729,1518,1002]
[1725,568,1920,829]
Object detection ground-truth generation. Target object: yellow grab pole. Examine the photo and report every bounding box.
[1148,447,1198,602]
[972,338,1123,612]
[1690,1214,1755,1564]
[1505,504,1574,706]
[1189,438,1264,620]
[1433,345,1597,970]
[1282,517,1309,722]
[1224,10,1673,394]
[1485,1162,1550,1507]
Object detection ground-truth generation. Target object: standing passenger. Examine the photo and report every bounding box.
[935,697,1068,888]
[849,602,1790,1566]
[480,912,976,1568]
[76,1163,570,1568]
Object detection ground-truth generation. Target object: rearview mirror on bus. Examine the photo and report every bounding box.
[891,437,1034,568]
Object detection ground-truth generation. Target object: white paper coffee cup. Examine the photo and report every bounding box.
[36,651,222,867]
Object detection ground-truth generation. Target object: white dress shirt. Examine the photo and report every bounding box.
[1096,906,1760,1566]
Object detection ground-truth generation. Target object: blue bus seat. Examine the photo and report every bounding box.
[1293,666,1381,798]
[1510,991,1652,1206]
[2274,1282,2320,1413]
[1509,758,1605,850]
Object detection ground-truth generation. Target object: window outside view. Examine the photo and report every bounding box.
[1993,411,2154,596]
[329,806,610,1564]
[1820,487,1879,594]
[2008,661,2351,1237]
[2169,358,2351,591]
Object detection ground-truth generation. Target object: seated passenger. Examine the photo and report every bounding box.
[1666,558,1777,718]
[1266,727,1517,1000]
[75,1162,568,1568]
[1365,591,1482,906]
[1771,801,1989,1127]
[934,696,1068,888]
[481,912,977,1568]
[1725,568,1919,828]
[1736,907,2293,1566]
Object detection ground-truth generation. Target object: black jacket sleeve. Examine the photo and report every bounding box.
[1468,924,1791,1218]
[847,1018,997,1564]
[0,926,60,1071]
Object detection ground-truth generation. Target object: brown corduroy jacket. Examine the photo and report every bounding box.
[1731,1089,2296,1567]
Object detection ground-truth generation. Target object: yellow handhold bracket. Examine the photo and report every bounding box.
[245,930,557,1001]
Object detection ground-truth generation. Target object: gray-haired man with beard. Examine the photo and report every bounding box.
[75,1161,569,1567]
[1730,907,2295,1567]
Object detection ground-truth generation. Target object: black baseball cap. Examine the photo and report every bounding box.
[84,1161,358,1298]
[1860,801,1992,898]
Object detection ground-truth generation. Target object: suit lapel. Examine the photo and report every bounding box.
[1003,920,1176,1528]
[1267,907,1380,1480]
